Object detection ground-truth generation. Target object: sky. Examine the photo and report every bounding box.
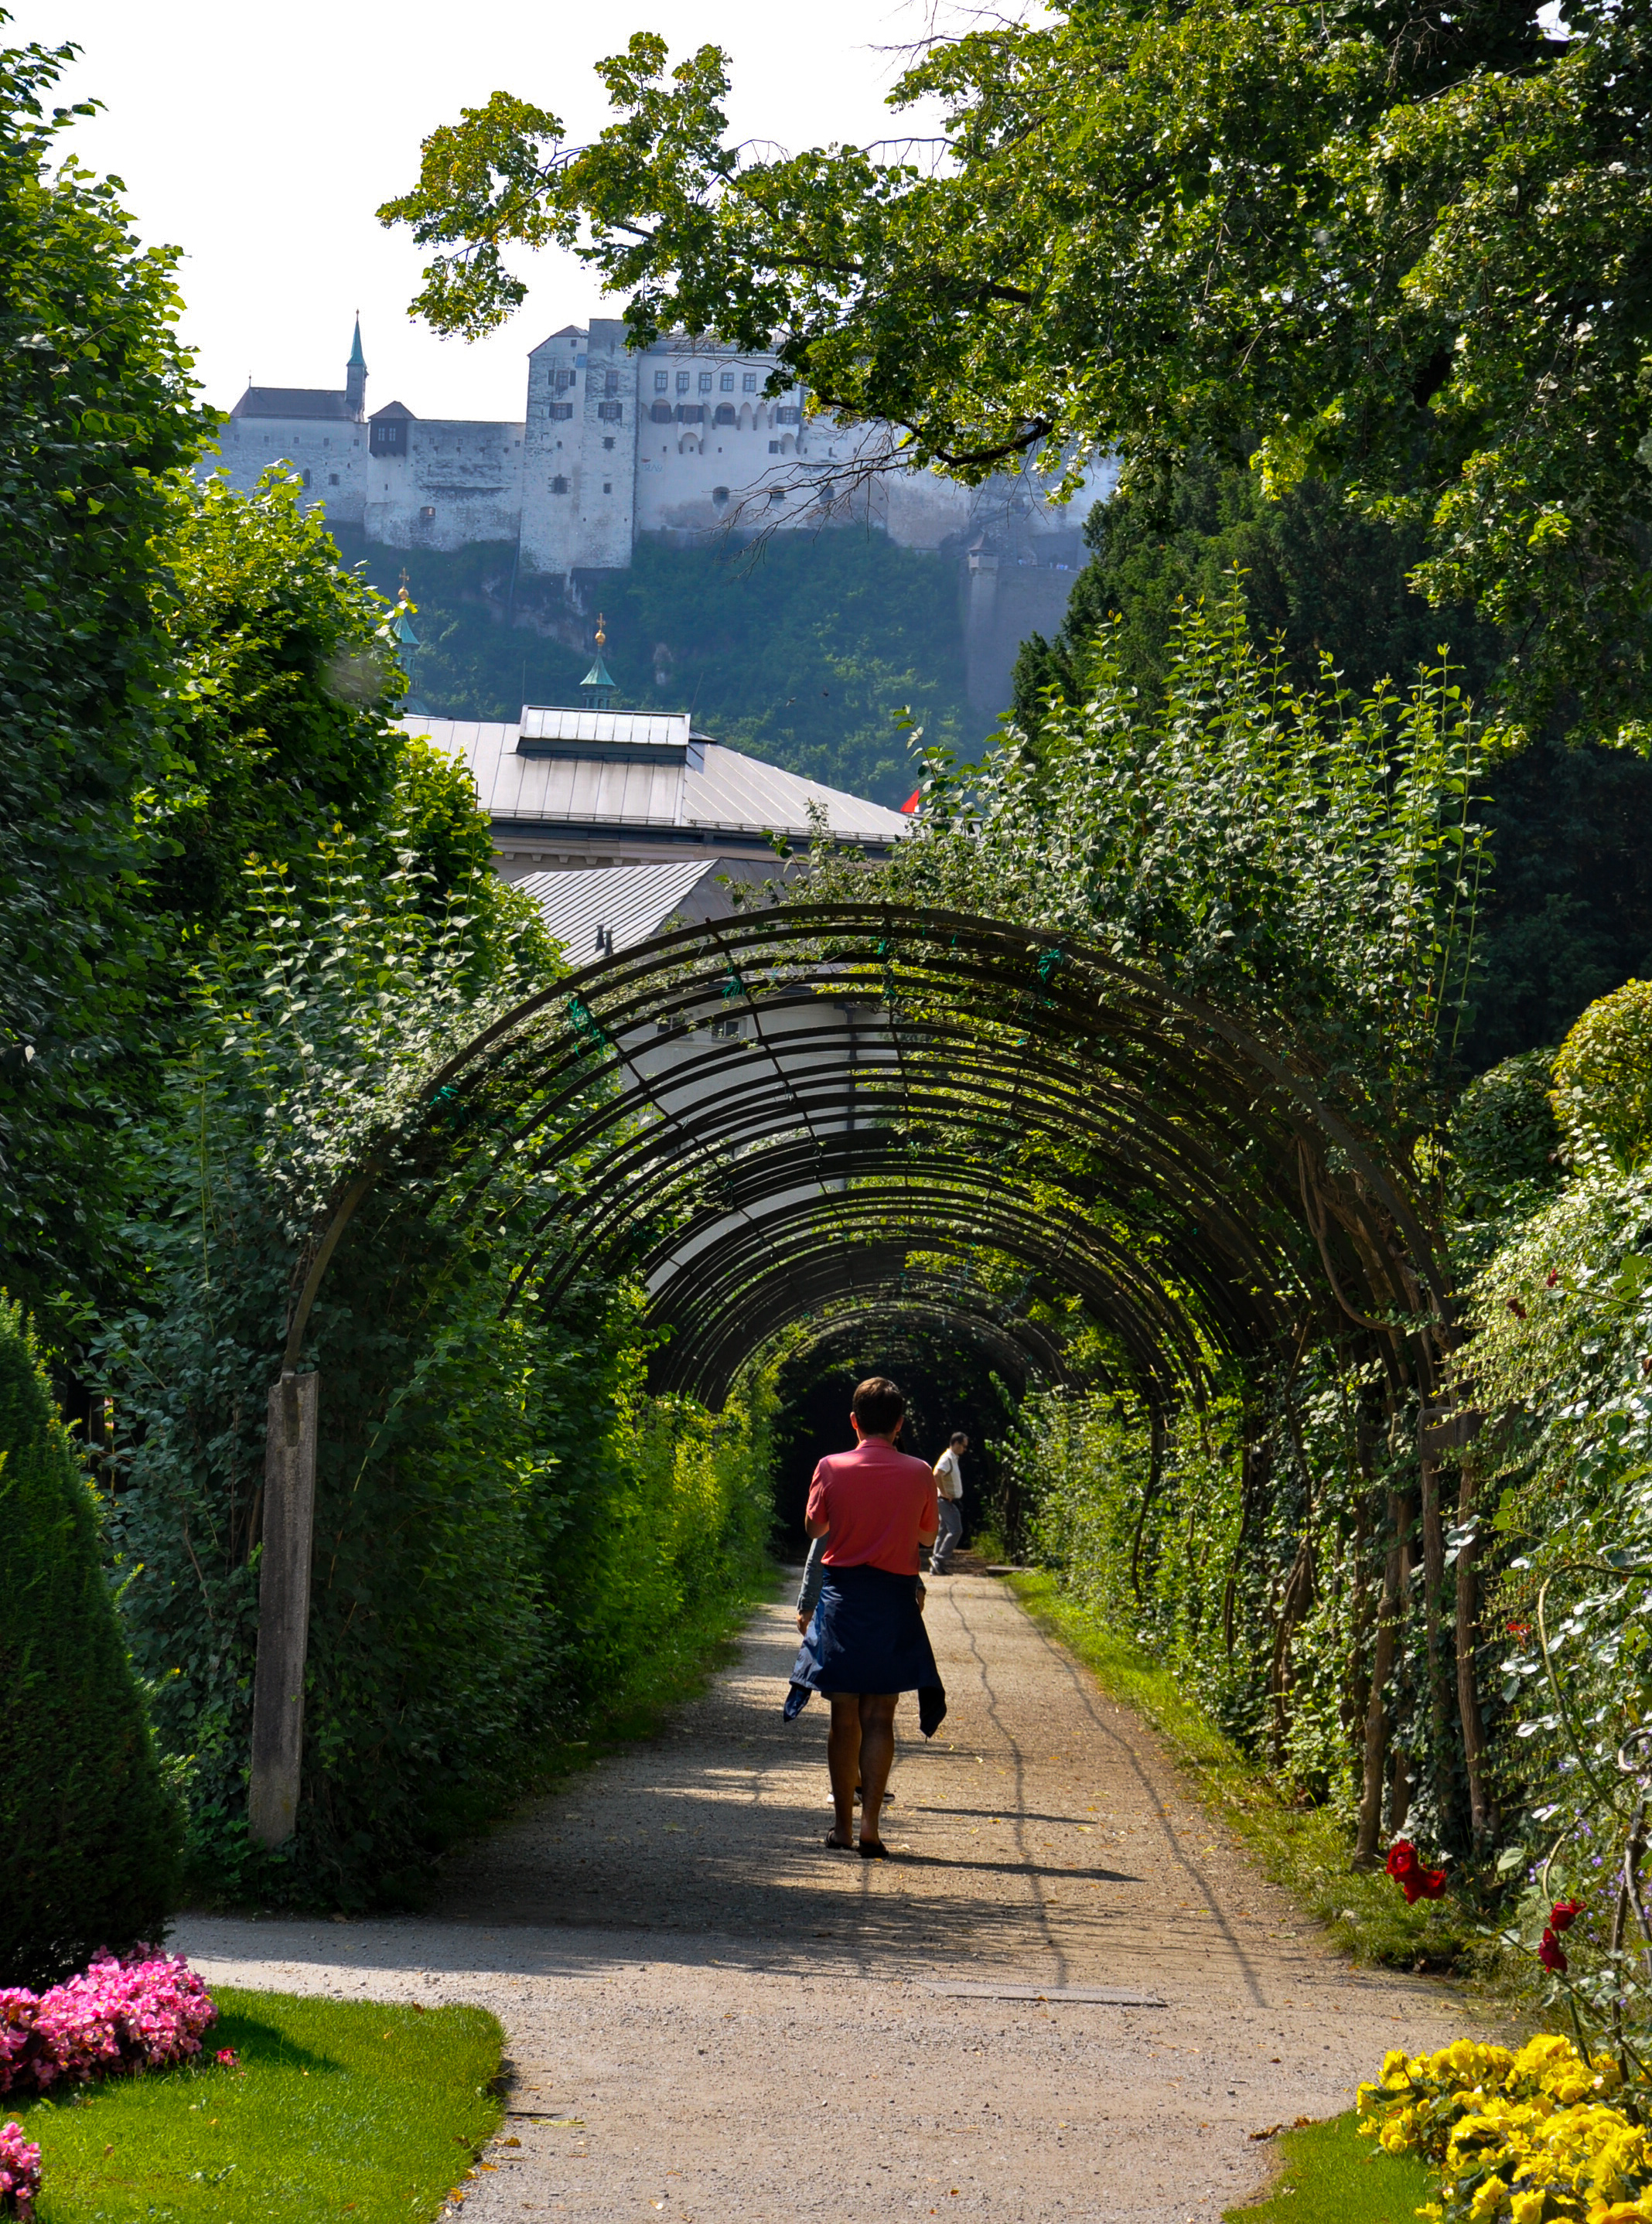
[6,0,941,423]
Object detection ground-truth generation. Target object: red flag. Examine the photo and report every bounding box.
[899,789,921,814]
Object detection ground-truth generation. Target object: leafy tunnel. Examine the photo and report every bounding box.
[247,899,1465,1849]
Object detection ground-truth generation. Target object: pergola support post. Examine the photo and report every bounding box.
[248,1370,319,1848]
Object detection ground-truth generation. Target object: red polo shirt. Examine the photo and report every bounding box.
[806,1439,939,1577]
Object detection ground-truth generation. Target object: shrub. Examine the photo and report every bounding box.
[0,1950,216,2097]
[0,1300,180,1989]
[1358,2033,1647,2222]
[1552,977,1652,1171]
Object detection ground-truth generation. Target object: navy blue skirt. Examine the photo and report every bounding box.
[783,1563,947,1738]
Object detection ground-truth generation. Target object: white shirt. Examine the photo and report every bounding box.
[933,1449,964,1502]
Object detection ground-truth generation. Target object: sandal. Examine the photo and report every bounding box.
[824,1830,855,1850]
[858,1838,890,1860]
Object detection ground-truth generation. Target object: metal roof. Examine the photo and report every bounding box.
[230,386,357,421]
[517,707,694,750]
[517,860,725,957]
[401,714,911,850]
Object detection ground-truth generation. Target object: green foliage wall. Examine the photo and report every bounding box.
[0,1298,180,1987]
[1002,1377,1401,1814]
[97,867,773,1908]
[340,527,974,807]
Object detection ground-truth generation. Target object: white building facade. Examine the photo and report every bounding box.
[208,316,1113,571]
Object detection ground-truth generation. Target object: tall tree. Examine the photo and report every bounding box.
[0,36,201,1326]
[1013,460,1652,1071]
[382,0,1652,738]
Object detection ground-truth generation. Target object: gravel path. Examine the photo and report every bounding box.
[176,1572,1476,2222]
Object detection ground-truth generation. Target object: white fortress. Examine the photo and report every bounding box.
[206,316,1113,576]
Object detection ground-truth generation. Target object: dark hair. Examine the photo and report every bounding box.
[951,1431,968,1447]
[852,1376,905,1434]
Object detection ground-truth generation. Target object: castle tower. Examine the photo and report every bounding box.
[345,314,367,421]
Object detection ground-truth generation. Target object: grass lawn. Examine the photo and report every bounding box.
[1007,1570,1478,1973]
[9,1986,504,2222]
[1226,2110,1436,2222]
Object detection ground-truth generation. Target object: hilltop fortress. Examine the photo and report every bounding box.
[206,318,1114,708]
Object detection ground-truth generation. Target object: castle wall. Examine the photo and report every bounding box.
[206,416,370,526]
[361,418,524,552]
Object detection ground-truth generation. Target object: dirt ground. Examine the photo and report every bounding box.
[176,1572,1479,2222]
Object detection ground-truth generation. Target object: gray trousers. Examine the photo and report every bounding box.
[930,1497,963,1571]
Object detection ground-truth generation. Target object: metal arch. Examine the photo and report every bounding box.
[281,902,1454,1399]
[248,898,1460,1848]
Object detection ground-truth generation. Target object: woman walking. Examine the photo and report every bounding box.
[783,1376,947,1856]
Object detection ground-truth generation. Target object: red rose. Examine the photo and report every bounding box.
[1386,1841,1446,1903]
[1386,1841,1420,1881]
[1550,1899,1583,1934]
[1538,1928,1568,1974]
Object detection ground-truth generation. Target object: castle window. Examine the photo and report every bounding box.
[597,401,623,421]
[551,475,569,493]
[602,435,615,450]
[720,371,735,391]
[742,373,757,391]
[676,372,690,394]
[677,404,703,424]
[769,440,780,453]
[329,473,340,486]
[698,372,712,394]
[548,402,573,420]
[419,505,435,520]
[650,401,674,424]
[555,369,575,392]
[602,481,613,493]
[302,469,312,487]
[777,407,800,423]
[604,368,620,395]
[654,370,669,392]
[714,404,736,426]
[712,485,729,507]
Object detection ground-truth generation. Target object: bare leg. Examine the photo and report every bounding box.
[856,1694,899,1846]
[827,1695,862,1846]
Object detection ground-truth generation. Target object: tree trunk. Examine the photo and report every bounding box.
[1455,1458,1490,1842]
[1356,1489,1407,1864]
[1419,1451,1455,1830]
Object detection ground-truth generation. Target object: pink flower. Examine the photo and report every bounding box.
[0,2119,41,2221]
[215,2048,237,2068]
[0,1953,216,2100]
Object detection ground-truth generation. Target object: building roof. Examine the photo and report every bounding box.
[348,316,366,370]
[401,711,911,853]
[518,859,724,957]
[518,707,696,751]
[230,385,358,422]
[370,400,417,423]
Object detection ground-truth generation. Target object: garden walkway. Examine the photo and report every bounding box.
[176,1574,1473,2222]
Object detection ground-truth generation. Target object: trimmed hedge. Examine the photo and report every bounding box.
[0,1298,180,1987]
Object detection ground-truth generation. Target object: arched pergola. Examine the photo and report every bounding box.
[250,902,1455,1843]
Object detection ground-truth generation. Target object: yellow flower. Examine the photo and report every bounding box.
[1470,2177,1511,2222]
[1510,2192,1549,2223]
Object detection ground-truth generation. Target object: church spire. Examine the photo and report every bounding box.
[581,614,617,710]
[346,312,367,420]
